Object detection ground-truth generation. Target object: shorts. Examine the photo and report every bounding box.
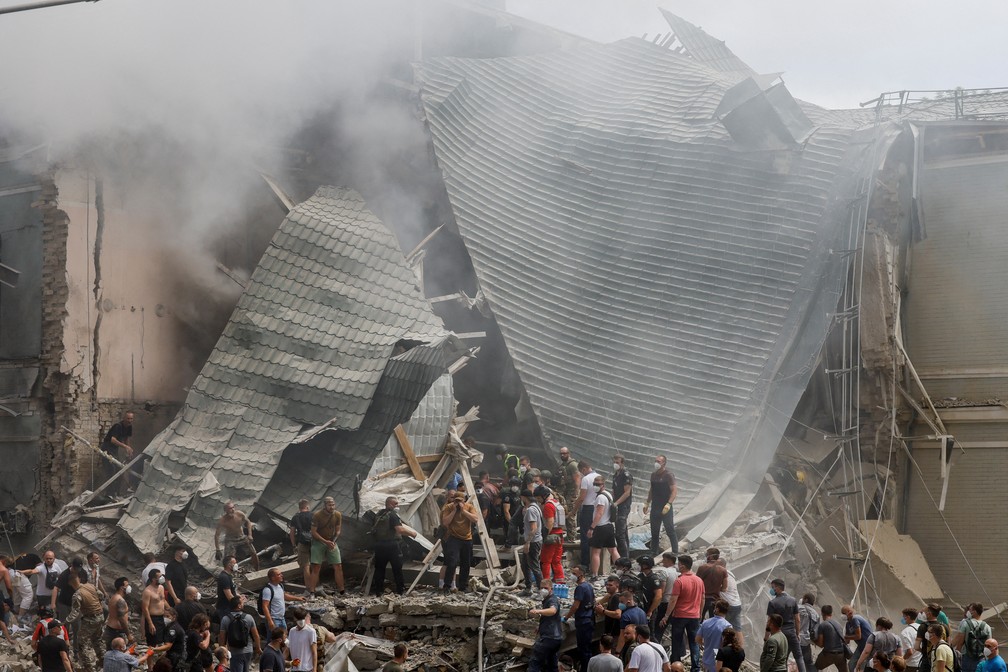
[224,537,256,560]
[310,540,341,565]
[296,542,311,567]
[589,523,616,549]
[104,626,128,650]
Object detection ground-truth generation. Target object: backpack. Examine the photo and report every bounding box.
[552,499,566,529]
[934,643,961,672]
[226,612,250,648]
[291,512,312,546]
[258,585,274,616]
[370,509,396,542]
[964,620,990,660]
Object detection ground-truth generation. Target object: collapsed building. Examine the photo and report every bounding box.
[2,1,1008,665]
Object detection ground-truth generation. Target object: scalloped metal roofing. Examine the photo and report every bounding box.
[119,186,449,557]
[416,38,872,542]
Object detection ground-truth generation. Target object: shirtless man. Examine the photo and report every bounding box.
[214,502,259,571]
[141,568,167,646]
[105,577,134,649]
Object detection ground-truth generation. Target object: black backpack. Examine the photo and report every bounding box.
[258,585,274,616]
[370,510,396,542]
[226,612,250,648]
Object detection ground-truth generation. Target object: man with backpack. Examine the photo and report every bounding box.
[288,499,314,596]
[218,595,260,672]
[537,486,565,583]
[370,496,417,596]
[520,489,544,597]
[260,568,304,635]
[953,604,992,672]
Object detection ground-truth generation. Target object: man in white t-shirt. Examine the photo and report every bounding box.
[899,608,923,671]
[573,461,600,568]
[287,607,317,672]
[589,475,619,577]
[24,551,67,611]
[627,624,671,672]
[140,554,167,587]
[716,558,742,630]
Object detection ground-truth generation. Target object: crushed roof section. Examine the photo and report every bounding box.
[416,38,870,542]
[659,10,756,78]
[369,373,455,477]
[119,186,449,557]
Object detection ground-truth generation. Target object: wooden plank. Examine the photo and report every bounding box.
[416,454,442,464]
[394,425,425,481]
[458,461,501,584]
[403,453,452,520]
[404,538,442,595]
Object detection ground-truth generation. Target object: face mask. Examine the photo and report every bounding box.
[476,488,483,495]
[539,589,550,599]
[767,588,776,598]
[926,633,934,642]
[393,506,400,512]
[296,619,306,628]
[654,462,662,471]
[125,585,132,595]
[900,618,906,625]
[918,612,926,622]
[158,576,166,585]
[983,648,992,658]
[511,486,519,493]
[181,551,190,560]
[618,603,627,611]
[195,592,202,601]
[613,463,620,472]
[284,639,290,648]
[593,485,602,493]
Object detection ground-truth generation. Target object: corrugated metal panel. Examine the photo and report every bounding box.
[368,374,454,477]
[119,187,449,559]
[0,160,43,359]
[904,157,1008,401]
[416,38,868,540]
[659,11,755,77]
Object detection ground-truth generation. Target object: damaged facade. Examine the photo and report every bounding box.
[2,1,1007,657]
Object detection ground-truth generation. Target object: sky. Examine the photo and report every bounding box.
[506,0,1008,109]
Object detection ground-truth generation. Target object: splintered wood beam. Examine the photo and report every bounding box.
[394,426,425,481]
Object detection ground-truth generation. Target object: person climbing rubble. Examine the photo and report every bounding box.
[215,502,259,572]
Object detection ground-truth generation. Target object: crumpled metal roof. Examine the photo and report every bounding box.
[368,373,454,477]
[119,186,450,561]
[416,38,871,542]
[659,10,755,77]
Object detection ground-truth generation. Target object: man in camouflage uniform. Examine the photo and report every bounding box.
[557,446,580,541]
[66,570,105,672]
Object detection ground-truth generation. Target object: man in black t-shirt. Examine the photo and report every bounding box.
[611,455,634,556]
[156,608,187,671]
[164,547,189,607]
[371,497,416,596]
[215,557,237,623]
[102,411,136,494]
[501,478,523,547]
[288,499,314,590]
[37,621,71,672]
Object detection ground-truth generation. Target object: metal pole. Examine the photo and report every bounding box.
[0,0,98,15]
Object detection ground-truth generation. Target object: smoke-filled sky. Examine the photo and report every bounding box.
[508,0,1008,109]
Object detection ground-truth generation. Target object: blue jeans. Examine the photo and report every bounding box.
[670,617,700,672]
[528,637,562,672]
[521,540,544,590]
[230,652,252,672]
[578,506,594,567]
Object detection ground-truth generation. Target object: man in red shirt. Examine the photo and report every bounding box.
[694,548,728,619]
[661,555,704,672]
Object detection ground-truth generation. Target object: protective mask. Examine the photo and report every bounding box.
[983,648,992,658]
[918,612,926,622]
[195,592,202,601]
[613,463,620,472]
[900,618,906,625]
[393,506,400,512]
[538,589,550,599]
[181,551,190,560]
[618,603,627,611]
[158,576,166,585]
[926,633,934,642]
[284,639,290,648]
[296,619,306,628]
[476,488,483,495]
[125,585,133,595]
[593,485,602,493]
[511,487,519,494]
[767,588,776,598]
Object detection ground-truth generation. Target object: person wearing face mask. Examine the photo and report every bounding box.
[501,477,523,547]
[104,578,134,650]
[572,461,601,568]
[176,586,208,632]
[370,496,417,596]
[287,608,317,672]
[142,568,168,646]
[766,579,806,672]
[611,455,634,557]
[588,476,619,578]
[165,546,190,608]
[528,580,563,672]
[954,603,992,672]
[644,456,677,556]
[563,567,597,672]
[538,486,566,583]
[979,639,1006,672]
[149,606,187,672]
[185,613,214,672]
[926,625,954,672]
[259,627,286,672]
[855,618,901,672]
[520,489,545,597]
[899,608,924,672]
